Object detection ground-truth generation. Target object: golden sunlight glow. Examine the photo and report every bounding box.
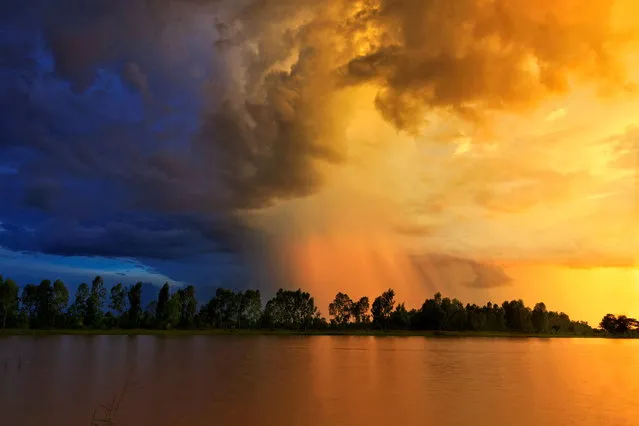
[239,0,639,322]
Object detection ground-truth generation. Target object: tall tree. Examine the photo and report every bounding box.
[109,283,127,321]
[600,314,617,333]
[531,302,549,333]
[262,289,319,330]
[491,303,507,330]
[440,297,467,331]
[548,311,571,333]
[239,290,262,328]
[36,280,54,328]
[142,300,158,329]
[351,296,370,325]
[51,279,69,327]
[465,304,487,331]
[206,288,242,328]
[178,285,197,328]
[68,283,90,328]
[0,277,19,329]
[127,282,143,328]
[20,284,39,328]
[329,292,353,326]
[85,276,106,328]
[390,303,411,329]
[613,315,636,334]
[372,289,395,329]
[296,289,319,331]
[166,292,182,329]
[155,283,171,328]
[416,293,446,330]
[503,300,533,332]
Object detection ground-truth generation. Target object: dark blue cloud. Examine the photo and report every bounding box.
[0,0,258,289]
[0,0,348,292]
[0,215,245,259]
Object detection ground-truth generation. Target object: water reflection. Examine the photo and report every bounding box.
[1,336,638,426]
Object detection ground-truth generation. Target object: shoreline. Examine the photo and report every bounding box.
[0,328,627,338]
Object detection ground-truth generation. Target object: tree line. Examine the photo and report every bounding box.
[0,275,634,335]
[598,314,639,336]
[327,290,596,335]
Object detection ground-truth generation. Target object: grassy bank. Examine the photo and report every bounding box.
[0,328,614,338]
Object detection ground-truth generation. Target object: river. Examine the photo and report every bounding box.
[1,335,638,426]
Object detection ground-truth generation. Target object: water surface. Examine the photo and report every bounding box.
[1,336,638,426]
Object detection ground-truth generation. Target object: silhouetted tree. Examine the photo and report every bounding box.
[36,280,54,328]
[0,276,19,329]
[548,311,571,333]
[570,320,592,336]
[142,300,157,329]
[503,300,533,332]
[262,289,319,330]
[20,284,39,327]
[199,288,287,330]
[389,303,411,329]
[489,302,507,330]
[351,296,370,325]
[312,313,329,329]
[85,276,106,328]
[206,288,241,328]
[51,279,69,328]
[601,314,617,334]
[68,283,89,328]
[238,289,262,328]
[166,292,182,329]
[127,282,143,328]
[441,297,466,331]
[531,302,549,333]
[155,283,171,328]
[611,315,638,334]
[178,285,197,328]
[109,283,127,326]
[196,303,209,328]
[464,304,487,331]
[416,293,446,330]
[205,288,263,329]
[329,292,353,326]
[372,289,395,329]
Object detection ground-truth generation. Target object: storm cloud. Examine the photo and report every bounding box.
[0,0,635,290]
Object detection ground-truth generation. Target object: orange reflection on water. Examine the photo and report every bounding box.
[2,336,639,426]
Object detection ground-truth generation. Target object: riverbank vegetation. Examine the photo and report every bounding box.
[0,275,636,337]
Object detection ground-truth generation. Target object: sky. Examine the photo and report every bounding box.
[0,0,638,325]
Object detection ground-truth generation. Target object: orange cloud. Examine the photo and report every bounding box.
[225,0,639,316]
